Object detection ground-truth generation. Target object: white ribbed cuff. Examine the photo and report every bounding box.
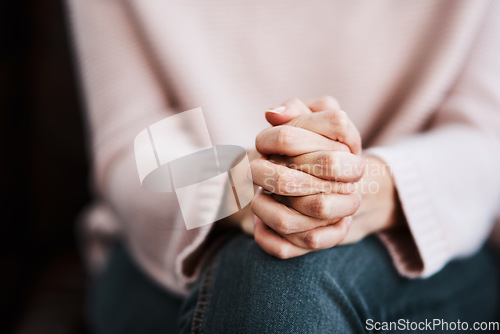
[366,146,452,278]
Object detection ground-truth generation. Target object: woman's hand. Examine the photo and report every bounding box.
[341,155,402,244]
[250,97,402,258]
[217,150,260,235]
[250,97,368,258]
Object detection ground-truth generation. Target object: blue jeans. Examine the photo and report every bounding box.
[178,235,499,333]
[92,235,499,333]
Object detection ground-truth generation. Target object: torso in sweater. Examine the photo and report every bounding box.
[126,0,484,149]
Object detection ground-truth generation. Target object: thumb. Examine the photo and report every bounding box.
[265,98,312,126]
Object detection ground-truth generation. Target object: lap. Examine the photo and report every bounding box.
[179,234,500,333]
[89,242,183,334]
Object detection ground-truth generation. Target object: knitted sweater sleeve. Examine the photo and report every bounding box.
[367,1,500,278]
[67,0,222,295]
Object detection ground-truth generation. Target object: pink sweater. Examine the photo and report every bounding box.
[68,0,500,296]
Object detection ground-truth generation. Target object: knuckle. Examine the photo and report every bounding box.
[273,170,284,192]
[320,152,341,177]
[276,126,294,150]
[310,195,328,218]
[319,95,339,109]
[331,109,348,129]
[275,212,292,234]
[325,109,343,125]
[254,226,264,244]
[275,170,295,195]
[274,246,290,259]
[325,110,335,127]
[304,230,322,249]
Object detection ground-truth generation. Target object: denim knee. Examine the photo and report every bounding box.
[179,234,499,333]
[188,235,385,333]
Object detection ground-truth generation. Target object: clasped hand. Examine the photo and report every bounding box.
[249,97,399,259]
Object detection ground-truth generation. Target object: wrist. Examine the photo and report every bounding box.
[355,155,401,233]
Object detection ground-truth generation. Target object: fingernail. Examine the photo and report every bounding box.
[346,216,352,227]
[265,106,286,114]
[253,215,258,225]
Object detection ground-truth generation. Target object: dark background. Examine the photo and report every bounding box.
[1,1,90,333]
